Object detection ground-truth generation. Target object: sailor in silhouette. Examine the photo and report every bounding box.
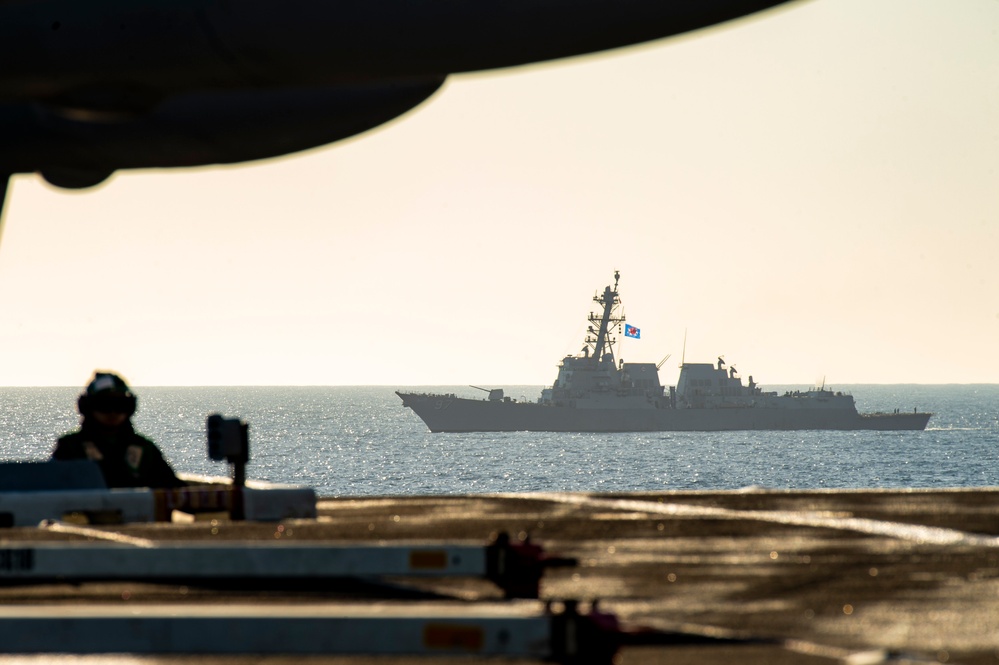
[52,372,185,489]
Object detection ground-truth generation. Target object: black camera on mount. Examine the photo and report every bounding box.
[206,414,250,516]
[206,414,249,464]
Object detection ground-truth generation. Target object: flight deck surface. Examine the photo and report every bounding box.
[1,488,997,664]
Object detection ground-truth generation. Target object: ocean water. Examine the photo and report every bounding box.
[0,385,995,498]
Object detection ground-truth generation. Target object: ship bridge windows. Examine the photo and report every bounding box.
[630,378,658,390]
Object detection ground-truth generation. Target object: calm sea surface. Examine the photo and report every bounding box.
[0,385,995,497]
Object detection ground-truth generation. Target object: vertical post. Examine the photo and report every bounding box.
[207,415,249,521]
[229,458,246,520]
[229,421,249,521]
[229,480,245,521]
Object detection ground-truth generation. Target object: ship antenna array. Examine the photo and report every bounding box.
[587,273,624,362]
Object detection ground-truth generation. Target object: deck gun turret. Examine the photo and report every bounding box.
[471,386,505,401]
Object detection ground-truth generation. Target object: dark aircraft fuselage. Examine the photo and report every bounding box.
[0,0,798,191]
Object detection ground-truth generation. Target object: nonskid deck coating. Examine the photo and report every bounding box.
[1,488,998,664]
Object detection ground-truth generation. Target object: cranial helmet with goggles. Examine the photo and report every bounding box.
[77,372,137,417]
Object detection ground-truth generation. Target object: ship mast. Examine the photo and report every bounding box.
[585,271,625,362]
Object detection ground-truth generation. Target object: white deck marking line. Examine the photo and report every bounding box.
[39,520,157,547]
[508,493,999,548]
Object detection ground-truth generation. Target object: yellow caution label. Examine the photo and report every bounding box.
[423,623,485,651]
[409,550,448,569]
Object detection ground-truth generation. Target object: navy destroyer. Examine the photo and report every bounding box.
[397,272,931,432]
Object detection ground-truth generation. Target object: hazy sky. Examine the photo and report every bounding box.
[1,0,996,388]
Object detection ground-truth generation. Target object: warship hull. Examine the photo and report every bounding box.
[396,392,931,433]
[397,272,932,434]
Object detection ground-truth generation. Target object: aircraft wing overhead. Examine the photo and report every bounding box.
[0,0,799,100]
[1,79,447,188]
[0,0,801,190]
[237,0,799,76]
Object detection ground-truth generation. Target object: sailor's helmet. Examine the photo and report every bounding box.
[77,371,137,417]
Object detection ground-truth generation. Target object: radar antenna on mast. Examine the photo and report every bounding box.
[584,271,625,363]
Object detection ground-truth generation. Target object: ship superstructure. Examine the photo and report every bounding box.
[539,272,667,411]
[397,273,931,433]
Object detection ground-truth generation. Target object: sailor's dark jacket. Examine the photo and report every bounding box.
[53,422,185,489]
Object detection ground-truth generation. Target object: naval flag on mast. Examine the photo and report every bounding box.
[624,324,640,339]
